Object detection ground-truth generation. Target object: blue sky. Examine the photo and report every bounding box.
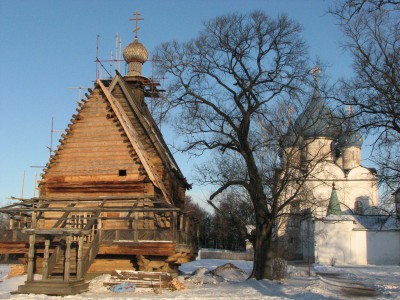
[0,0,354,207]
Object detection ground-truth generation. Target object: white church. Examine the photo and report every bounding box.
[280,80,400,266]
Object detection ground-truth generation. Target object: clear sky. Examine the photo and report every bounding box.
[0,0,354,207]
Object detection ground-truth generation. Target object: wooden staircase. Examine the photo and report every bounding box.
[47,243,91,279]
[16,230,100,295]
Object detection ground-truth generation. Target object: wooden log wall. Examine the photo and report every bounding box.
[39,88,153,199]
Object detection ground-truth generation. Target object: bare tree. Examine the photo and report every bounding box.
[155,11,313,279]
[330,0,399,20]
[156,10,342,279]
[184,195,214,247]
[207,191,255,251]
[330,1,400,191]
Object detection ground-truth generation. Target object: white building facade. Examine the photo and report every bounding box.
[281,84,400,265]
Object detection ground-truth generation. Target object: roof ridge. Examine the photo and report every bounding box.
[97,79,173,205]
[111,73,189,187]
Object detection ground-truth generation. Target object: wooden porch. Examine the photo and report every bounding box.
[0,196,198,295]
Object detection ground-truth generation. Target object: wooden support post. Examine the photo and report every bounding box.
[31,209,37,229]
[42,238,50,279]
[134,212,139,242]
[27,233,36,282]
[77,235,84,280]
[9,218,14,230]
[185,217,190,245]
[172,212,177,242]
[179,214,184,244]
[12,229,17,242]
[64,235,72,282]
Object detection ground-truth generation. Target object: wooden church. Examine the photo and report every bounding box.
[0,13,198,295]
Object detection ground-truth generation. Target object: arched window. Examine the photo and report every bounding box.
[354,200,364,215]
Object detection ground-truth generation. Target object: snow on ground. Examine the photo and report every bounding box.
[313,264,400,298]
[0,260,399,299]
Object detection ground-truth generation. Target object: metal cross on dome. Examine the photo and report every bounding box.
[129,11,144,39]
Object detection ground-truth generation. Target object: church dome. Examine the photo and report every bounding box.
[294,87,338,139]
[282,127,303,148]
[338,128,363,149]
[123,38,149,63]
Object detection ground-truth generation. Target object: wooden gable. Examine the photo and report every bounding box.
[39,88,150,198]
[105,75,189,207]
[39,75,188,207]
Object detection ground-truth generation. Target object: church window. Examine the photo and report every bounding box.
[354,200,364,215]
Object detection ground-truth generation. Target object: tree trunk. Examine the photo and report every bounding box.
[250,223,274,280]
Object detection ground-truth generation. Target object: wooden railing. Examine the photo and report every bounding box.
[44,243,63,279]
[0,229,28,242]
[80,232,100,279]
[97,212,199,249]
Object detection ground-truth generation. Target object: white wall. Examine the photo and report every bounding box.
[364,231,400,265]
[315,220,400,265]
[314,220,354,265]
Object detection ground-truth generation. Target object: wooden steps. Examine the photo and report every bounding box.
[15,279,89,295]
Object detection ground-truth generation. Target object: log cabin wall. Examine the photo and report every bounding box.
[39,88,152,200]
[37,76,189,229]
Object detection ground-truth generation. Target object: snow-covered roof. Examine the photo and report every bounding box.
[353,215,400,230]
[322,214,400,230]
[323,214,356,222]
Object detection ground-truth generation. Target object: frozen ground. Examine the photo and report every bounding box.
[0,260,399,299]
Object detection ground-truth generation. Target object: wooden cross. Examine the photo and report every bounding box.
[310,66,321,83]
[129,11,144,39]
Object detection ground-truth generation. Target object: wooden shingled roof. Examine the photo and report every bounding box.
[39,72,189,206]
[106,72,187,185]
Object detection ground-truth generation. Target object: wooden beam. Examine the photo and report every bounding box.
[42,239,50,279]
[2,207,180,213]
[76,235,84,280]
[134,212,138,242]
[64,235,72,282]
[98,242,175,256]
[27,233,35,282]
[52,203,76,228]
[0,242,27,254]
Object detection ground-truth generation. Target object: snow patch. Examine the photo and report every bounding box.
[211,263,248,281]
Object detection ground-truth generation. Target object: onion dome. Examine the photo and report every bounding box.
[123,38,149,76]
[337,126,363,149]
[294,87,338,139]
[282,127,303,148]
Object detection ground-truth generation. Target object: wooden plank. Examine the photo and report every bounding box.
[45,186,146,194]
[50,161,137,169]
[3,207,179,213]
[98,242,175,256]
[51,154,135,162]
[0,242,27,254]
[43,170,138,177]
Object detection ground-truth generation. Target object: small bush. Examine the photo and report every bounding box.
[272,258,287,280]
